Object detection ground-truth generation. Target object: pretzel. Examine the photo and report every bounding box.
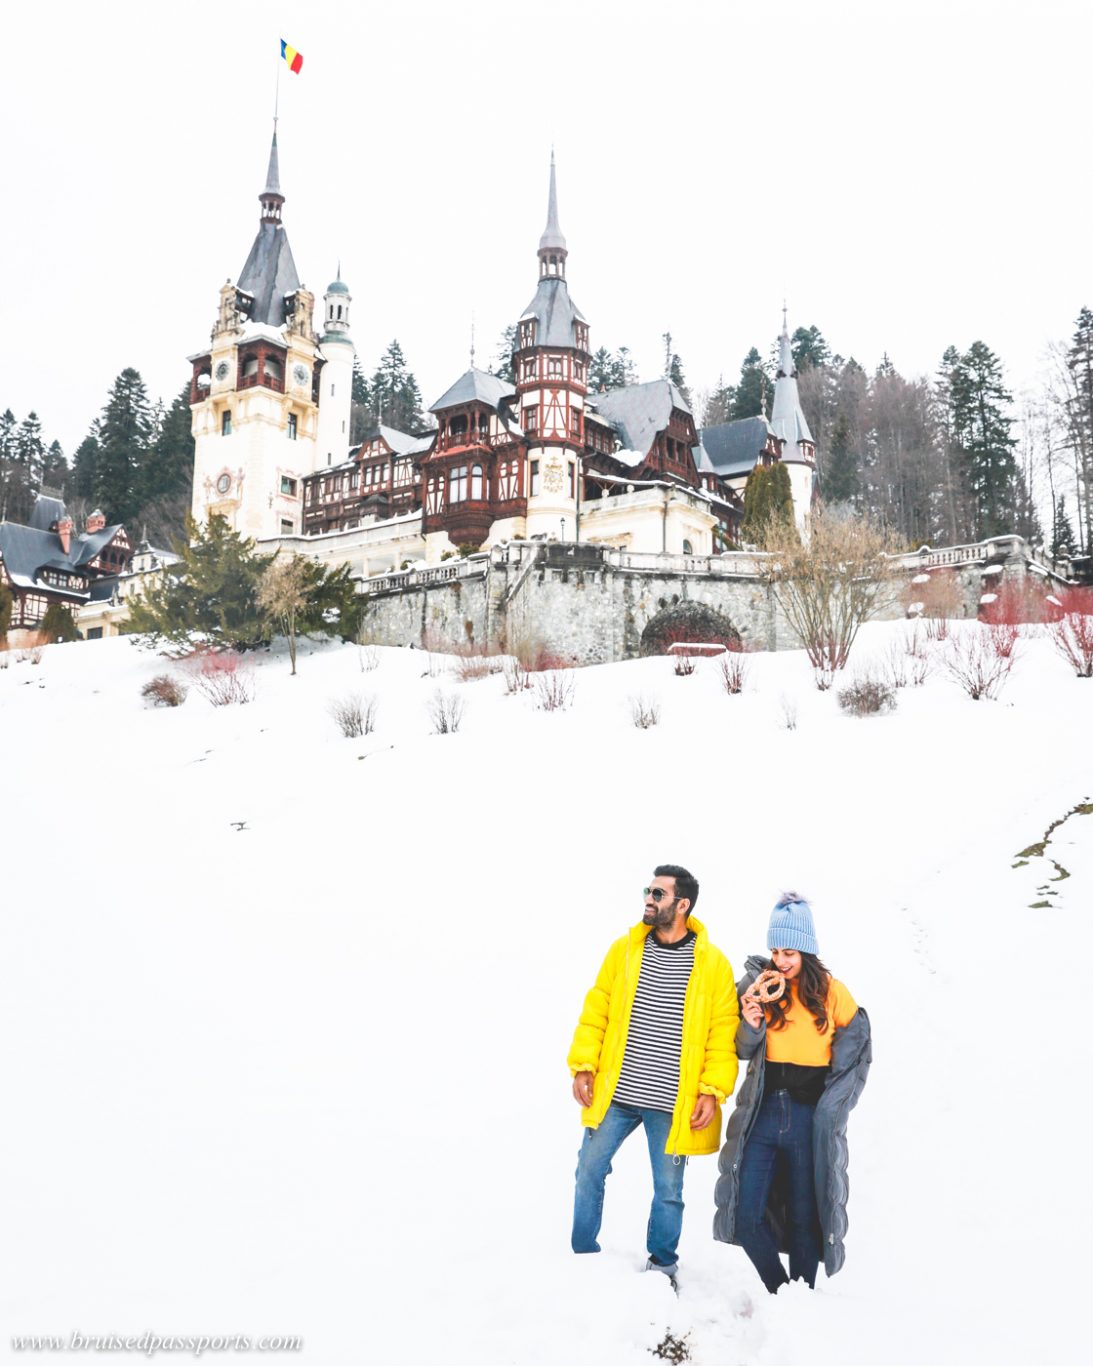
[750,970,786,1004]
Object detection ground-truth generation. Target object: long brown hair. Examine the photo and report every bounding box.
[763,953,832,1033]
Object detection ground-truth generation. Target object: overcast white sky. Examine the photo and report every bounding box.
[2,0,1089,453]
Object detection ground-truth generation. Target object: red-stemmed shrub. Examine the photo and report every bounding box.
[184,648,256,706]
[1046,587,1093,677]
[942,629,1016,700]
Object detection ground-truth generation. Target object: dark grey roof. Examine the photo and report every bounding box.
[588,380,691,459]
[28,494,65,532]
[520,277,585,349]
[88,576,121,603]
[0,519,124,593]
[238,223,300,327]
[699,417,773,477]
[264,131,281,196]
[430,367,516,414]
[770,321,814,447]
[539,154,566,254]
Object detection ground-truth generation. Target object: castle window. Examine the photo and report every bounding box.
[281,519,294,534]
[264,357,283,382]
[530,460,540,496]
[523,406,538,434]
[221,411,232,436]
[350,471,359,489]
[519,321,536,348]
[568,463,575,497]
[280,476,298,496]
[242,357,259,379]
[470,465,484,500]
[574,362,585,383]
[450,465,468,503]
[683,540,694,555]
[287,414,298,440]
[548,357,562,378]
[522,357,537,382]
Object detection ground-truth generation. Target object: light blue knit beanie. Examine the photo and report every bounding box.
[766,892,818,956]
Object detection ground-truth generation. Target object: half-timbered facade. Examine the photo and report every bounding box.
[0,495,133,635]
[303,425,430,536]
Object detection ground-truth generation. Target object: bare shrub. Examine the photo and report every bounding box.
[1046,587,1093,677]
[985,621,1020,659]
[907,570,964,626]
[28,646,44,665]
[903,621,927,658]
[908,651,930,686]
[358,644,380,673]
[454,647,502,682]
[141,674,188,708]
[534,668,575,712]
[629,694,661,729]
[184,649,256,706]
[502,656,530,694]
[508,626,570,672]
[925,614,951,643]
[672,650,696,677]
[779,694,798,731]
[759,509,900,681]
[428,689,465,734]
[328,692,377,737]
[717,650,748,695]
[981,579,1047,626]
[813,664,836,691]
[884,643,908,689]
[838,674,897,717]
[942,630,1016,701]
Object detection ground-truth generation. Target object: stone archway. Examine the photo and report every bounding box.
[639,601,741,656]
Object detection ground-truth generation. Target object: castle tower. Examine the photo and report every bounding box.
[512,153,591,539]
[769,306,817,533]
[315,271,355,469]
[188,127,321,542]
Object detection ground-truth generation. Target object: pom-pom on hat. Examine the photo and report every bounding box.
[767,892,818,956]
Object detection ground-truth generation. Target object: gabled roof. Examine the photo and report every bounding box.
[699,416,774,477]
[588,379,692,459]
[520,277,586,350]
[430,367,516,414]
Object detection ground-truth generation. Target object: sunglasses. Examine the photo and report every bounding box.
[643,887,675,903]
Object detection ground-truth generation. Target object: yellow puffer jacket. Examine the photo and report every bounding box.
[567,916,739,1156]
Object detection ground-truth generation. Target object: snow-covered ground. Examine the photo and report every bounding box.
[2,622,1090,1364]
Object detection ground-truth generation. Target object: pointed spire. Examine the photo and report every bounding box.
[777,302,795,378]
[537,151,568,280]
[259,124,285,224]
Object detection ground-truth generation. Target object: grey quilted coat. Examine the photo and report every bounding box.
[712,955,872,1277]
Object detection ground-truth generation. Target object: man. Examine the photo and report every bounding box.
[567,864,739,1282]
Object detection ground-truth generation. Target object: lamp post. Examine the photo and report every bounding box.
[560,517,566,542]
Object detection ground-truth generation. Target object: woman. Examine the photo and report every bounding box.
[712,894,871,1293]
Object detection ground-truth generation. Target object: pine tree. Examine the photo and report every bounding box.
[40,601,81,644]
[730,349,769,420]
[125,514,271,651]
[4,412,47,522]
[369,340,425,433]
[740,462,798,547]
[1065,307,1093,552]
[95,369,154,526]
[41,440,68,495]
[490,325,517,384]
[951,341,1017,539]
[71,427,101,502]
[134,388,194,545]
[791,325,830,371]
[1052,495,1076,558]
[821,411,859,506]
[701,376,735,427]
[662,332,690,403]
[0,408,18,519]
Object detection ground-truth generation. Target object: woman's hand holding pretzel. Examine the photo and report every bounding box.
[740,991,764,1029]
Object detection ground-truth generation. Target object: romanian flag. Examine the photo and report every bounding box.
[280,40,303,74]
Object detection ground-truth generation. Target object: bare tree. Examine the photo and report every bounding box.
[257,552,311,676]
[758,507,900,688]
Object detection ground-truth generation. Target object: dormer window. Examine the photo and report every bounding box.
[519,321,536,349]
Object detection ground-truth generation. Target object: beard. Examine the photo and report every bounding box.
[642,901,676,930]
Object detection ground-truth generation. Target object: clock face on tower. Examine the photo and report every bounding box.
[293,364,309,386]
[214,361,230,381]
[216,472,232,495]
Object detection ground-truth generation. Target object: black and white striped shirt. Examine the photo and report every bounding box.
[612,930,696,1112]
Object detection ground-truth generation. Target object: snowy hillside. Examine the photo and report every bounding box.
[2,624,1090,1365]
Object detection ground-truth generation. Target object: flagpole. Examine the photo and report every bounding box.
[274,48,280,128]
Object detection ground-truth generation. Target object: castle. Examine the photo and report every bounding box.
[187,131,817,581]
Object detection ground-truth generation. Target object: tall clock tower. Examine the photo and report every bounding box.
[188,128,322,541]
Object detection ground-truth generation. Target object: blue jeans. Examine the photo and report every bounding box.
[736,1089,820,1294]
[572,1102,687,1270]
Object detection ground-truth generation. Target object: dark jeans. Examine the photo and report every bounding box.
[736,1089,820,1294]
